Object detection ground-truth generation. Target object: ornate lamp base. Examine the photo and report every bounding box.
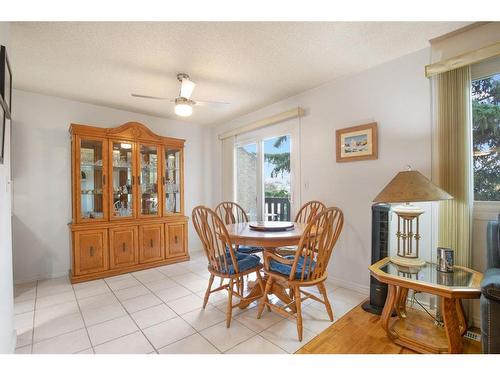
[390,255,426,268]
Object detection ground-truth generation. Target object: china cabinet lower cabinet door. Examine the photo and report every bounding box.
[110,226,139,269]
[74,230,109,276]
[166,223,187,258]
[139,224,165,263]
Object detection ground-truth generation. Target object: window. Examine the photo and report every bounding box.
[471,61,500,202]
[234,121,299,221]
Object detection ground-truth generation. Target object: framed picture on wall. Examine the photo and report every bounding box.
[336,122,378,162]
[0,103,5,164]
[0,45,12,118]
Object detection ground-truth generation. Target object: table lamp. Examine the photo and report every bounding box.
[373,167,453,267]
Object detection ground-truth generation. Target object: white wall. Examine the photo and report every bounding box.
[0,22,15,353]
[12,90,208,283]
[211,48,433,292]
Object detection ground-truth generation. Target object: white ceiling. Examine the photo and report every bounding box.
[10,22,469,126]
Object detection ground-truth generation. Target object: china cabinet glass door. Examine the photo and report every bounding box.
[164,148,182,215]
[110,140,135,219]
[78,138,107,221]
[138,144,159,217]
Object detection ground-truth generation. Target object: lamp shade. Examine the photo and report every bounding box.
[373,170,453,203]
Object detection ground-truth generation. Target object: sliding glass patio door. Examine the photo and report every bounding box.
[235,121,299,222]
[236,142,259,221]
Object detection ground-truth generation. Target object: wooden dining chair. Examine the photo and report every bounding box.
[276,200,326,256]
[257,207,344,341]
[215,201,263,254]
[192,205,265,327]
[295,200,327,224]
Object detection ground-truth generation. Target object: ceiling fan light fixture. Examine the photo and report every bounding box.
[180,78,196,99]
[175,102,193,117]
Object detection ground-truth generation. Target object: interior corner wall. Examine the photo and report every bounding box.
[0,22,15,353]
[211,48,433,293]
[11,90,208,283]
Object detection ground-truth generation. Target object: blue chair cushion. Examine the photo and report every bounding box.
[220,251,261,275]
[269,255,316,280]
[236,246,264,254]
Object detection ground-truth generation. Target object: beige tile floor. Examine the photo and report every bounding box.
[13,252,367,354]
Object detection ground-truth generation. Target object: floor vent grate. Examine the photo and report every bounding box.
[464,331,481,342]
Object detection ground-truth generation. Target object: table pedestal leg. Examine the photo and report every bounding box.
[238,275,295,311]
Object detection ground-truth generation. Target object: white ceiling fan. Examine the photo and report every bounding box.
[131,73,230,117]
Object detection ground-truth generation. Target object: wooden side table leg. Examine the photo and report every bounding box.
[394,286,401,316]
[381,284,397,340]
[398,288,409,318]
[441,297,464,354]
[456,299,467,336]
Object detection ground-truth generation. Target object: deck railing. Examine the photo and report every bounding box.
[264,197,291,221]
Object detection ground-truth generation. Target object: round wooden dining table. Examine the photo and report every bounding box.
[225,221,307,309]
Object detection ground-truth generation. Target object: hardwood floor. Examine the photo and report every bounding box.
[296,303,482,354]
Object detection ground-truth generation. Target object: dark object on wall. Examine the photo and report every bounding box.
[362,203,391,315]
[480,214,500,353]
[0,103,4,164]
[0,45,12,118]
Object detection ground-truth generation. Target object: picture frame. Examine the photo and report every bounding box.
[0,103,5,164]
[0,45,12,118]
[336,122,378,162]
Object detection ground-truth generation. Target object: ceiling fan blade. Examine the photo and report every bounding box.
[180,78,196,99]
[131,93,171,100]
[194,100,231,106]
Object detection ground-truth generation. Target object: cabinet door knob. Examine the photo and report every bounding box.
[122,243,126,252]
[150,239,153,248]
[175,235,178,244]
[90,246,94,256]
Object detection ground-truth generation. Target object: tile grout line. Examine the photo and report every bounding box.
[102,276,159,354]
[130,271,223,353]
[22,265,205,353]
[154,266,293,353]
[29,280,38,354]
[80,268,216,352]
[130,271,224,352]
[19,261,352,354]
[71,281,95,354]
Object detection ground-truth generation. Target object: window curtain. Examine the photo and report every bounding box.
[435,66,473,268]
[221,136,235,202]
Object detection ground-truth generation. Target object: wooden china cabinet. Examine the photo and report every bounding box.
[68,121,189,283]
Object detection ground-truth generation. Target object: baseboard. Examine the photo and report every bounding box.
[14,270,69,285]
[329,276,369,295]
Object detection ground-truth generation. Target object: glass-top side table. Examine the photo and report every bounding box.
[381,261,475,288]
[369,257,483,354]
